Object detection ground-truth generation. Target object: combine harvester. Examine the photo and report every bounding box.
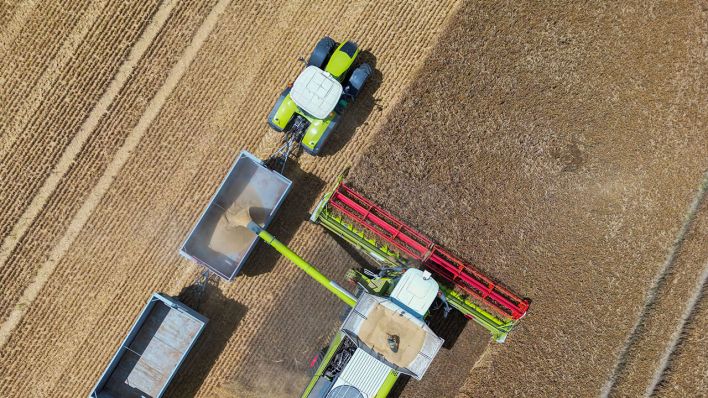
[181,149,529,397]
[311,177,530,342]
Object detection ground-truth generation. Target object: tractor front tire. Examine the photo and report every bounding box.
[267,88,290,132]
[308,36,336,68]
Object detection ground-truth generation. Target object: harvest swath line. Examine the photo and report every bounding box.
[0,0,232,349]
[648,261,708,395]
[0,0,39,58]
[0,0,110,167]
[602,170,708,397]
[0,0,177,278]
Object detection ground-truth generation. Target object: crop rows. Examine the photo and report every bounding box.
[0,0,459,396]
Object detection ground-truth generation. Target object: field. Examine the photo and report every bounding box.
[351,1,707,396]
[0,0,706,397]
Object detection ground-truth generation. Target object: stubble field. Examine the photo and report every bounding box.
[0,1,706,397]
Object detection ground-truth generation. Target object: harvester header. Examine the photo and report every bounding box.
[312,177,530,341]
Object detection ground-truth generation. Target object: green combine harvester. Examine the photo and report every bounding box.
[236,207,445,398]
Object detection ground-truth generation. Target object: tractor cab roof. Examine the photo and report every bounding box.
[290,66,342,119]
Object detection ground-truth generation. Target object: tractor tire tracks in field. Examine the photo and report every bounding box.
[604,171,708,397]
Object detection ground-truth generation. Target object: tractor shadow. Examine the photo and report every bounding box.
[165,281,247,398]
[321,50,383,157]
[240,161,325,277]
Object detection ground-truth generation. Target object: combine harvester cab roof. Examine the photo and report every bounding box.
[180,151,292,279]
[340,292,443,381]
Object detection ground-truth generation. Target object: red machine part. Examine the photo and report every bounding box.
[328,182,529,320]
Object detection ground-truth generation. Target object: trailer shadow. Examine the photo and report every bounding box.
[240,162,325,277]
[166,282,247,398]
[320,50,383,157]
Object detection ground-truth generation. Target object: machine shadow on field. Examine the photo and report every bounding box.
[241,161,325,277]
[165,282,247,397]
[321,50,383,157]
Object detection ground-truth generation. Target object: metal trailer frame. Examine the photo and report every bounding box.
[311,177,529,341]
[180,150,293,280]
[90,293,207,398]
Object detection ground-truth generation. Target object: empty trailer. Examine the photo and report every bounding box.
[90,293,207,398]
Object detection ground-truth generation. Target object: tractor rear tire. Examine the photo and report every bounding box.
[308,36,336,68]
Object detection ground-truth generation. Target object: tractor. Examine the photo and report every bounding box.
[267,37,373,156]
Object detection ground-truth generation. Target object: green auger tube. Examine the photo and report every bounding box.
[247,222,357,308]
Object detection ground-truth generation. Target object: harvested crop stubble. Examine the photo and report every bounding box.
[0,0,460,396]
[652,288,708,397]
[348,1,707,396]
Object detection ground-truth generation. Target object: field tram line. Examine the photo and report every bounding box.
[0,0,249,390]
[0,3,185,346]
[651,283,707,397]
[0,0,167,244]
[0,0,161,189]
[0,0,178,324]
[0,0,217,332]
[604,170,708,397]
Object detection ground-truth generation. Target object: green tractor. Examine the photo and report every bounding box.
[267,37,373,156]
